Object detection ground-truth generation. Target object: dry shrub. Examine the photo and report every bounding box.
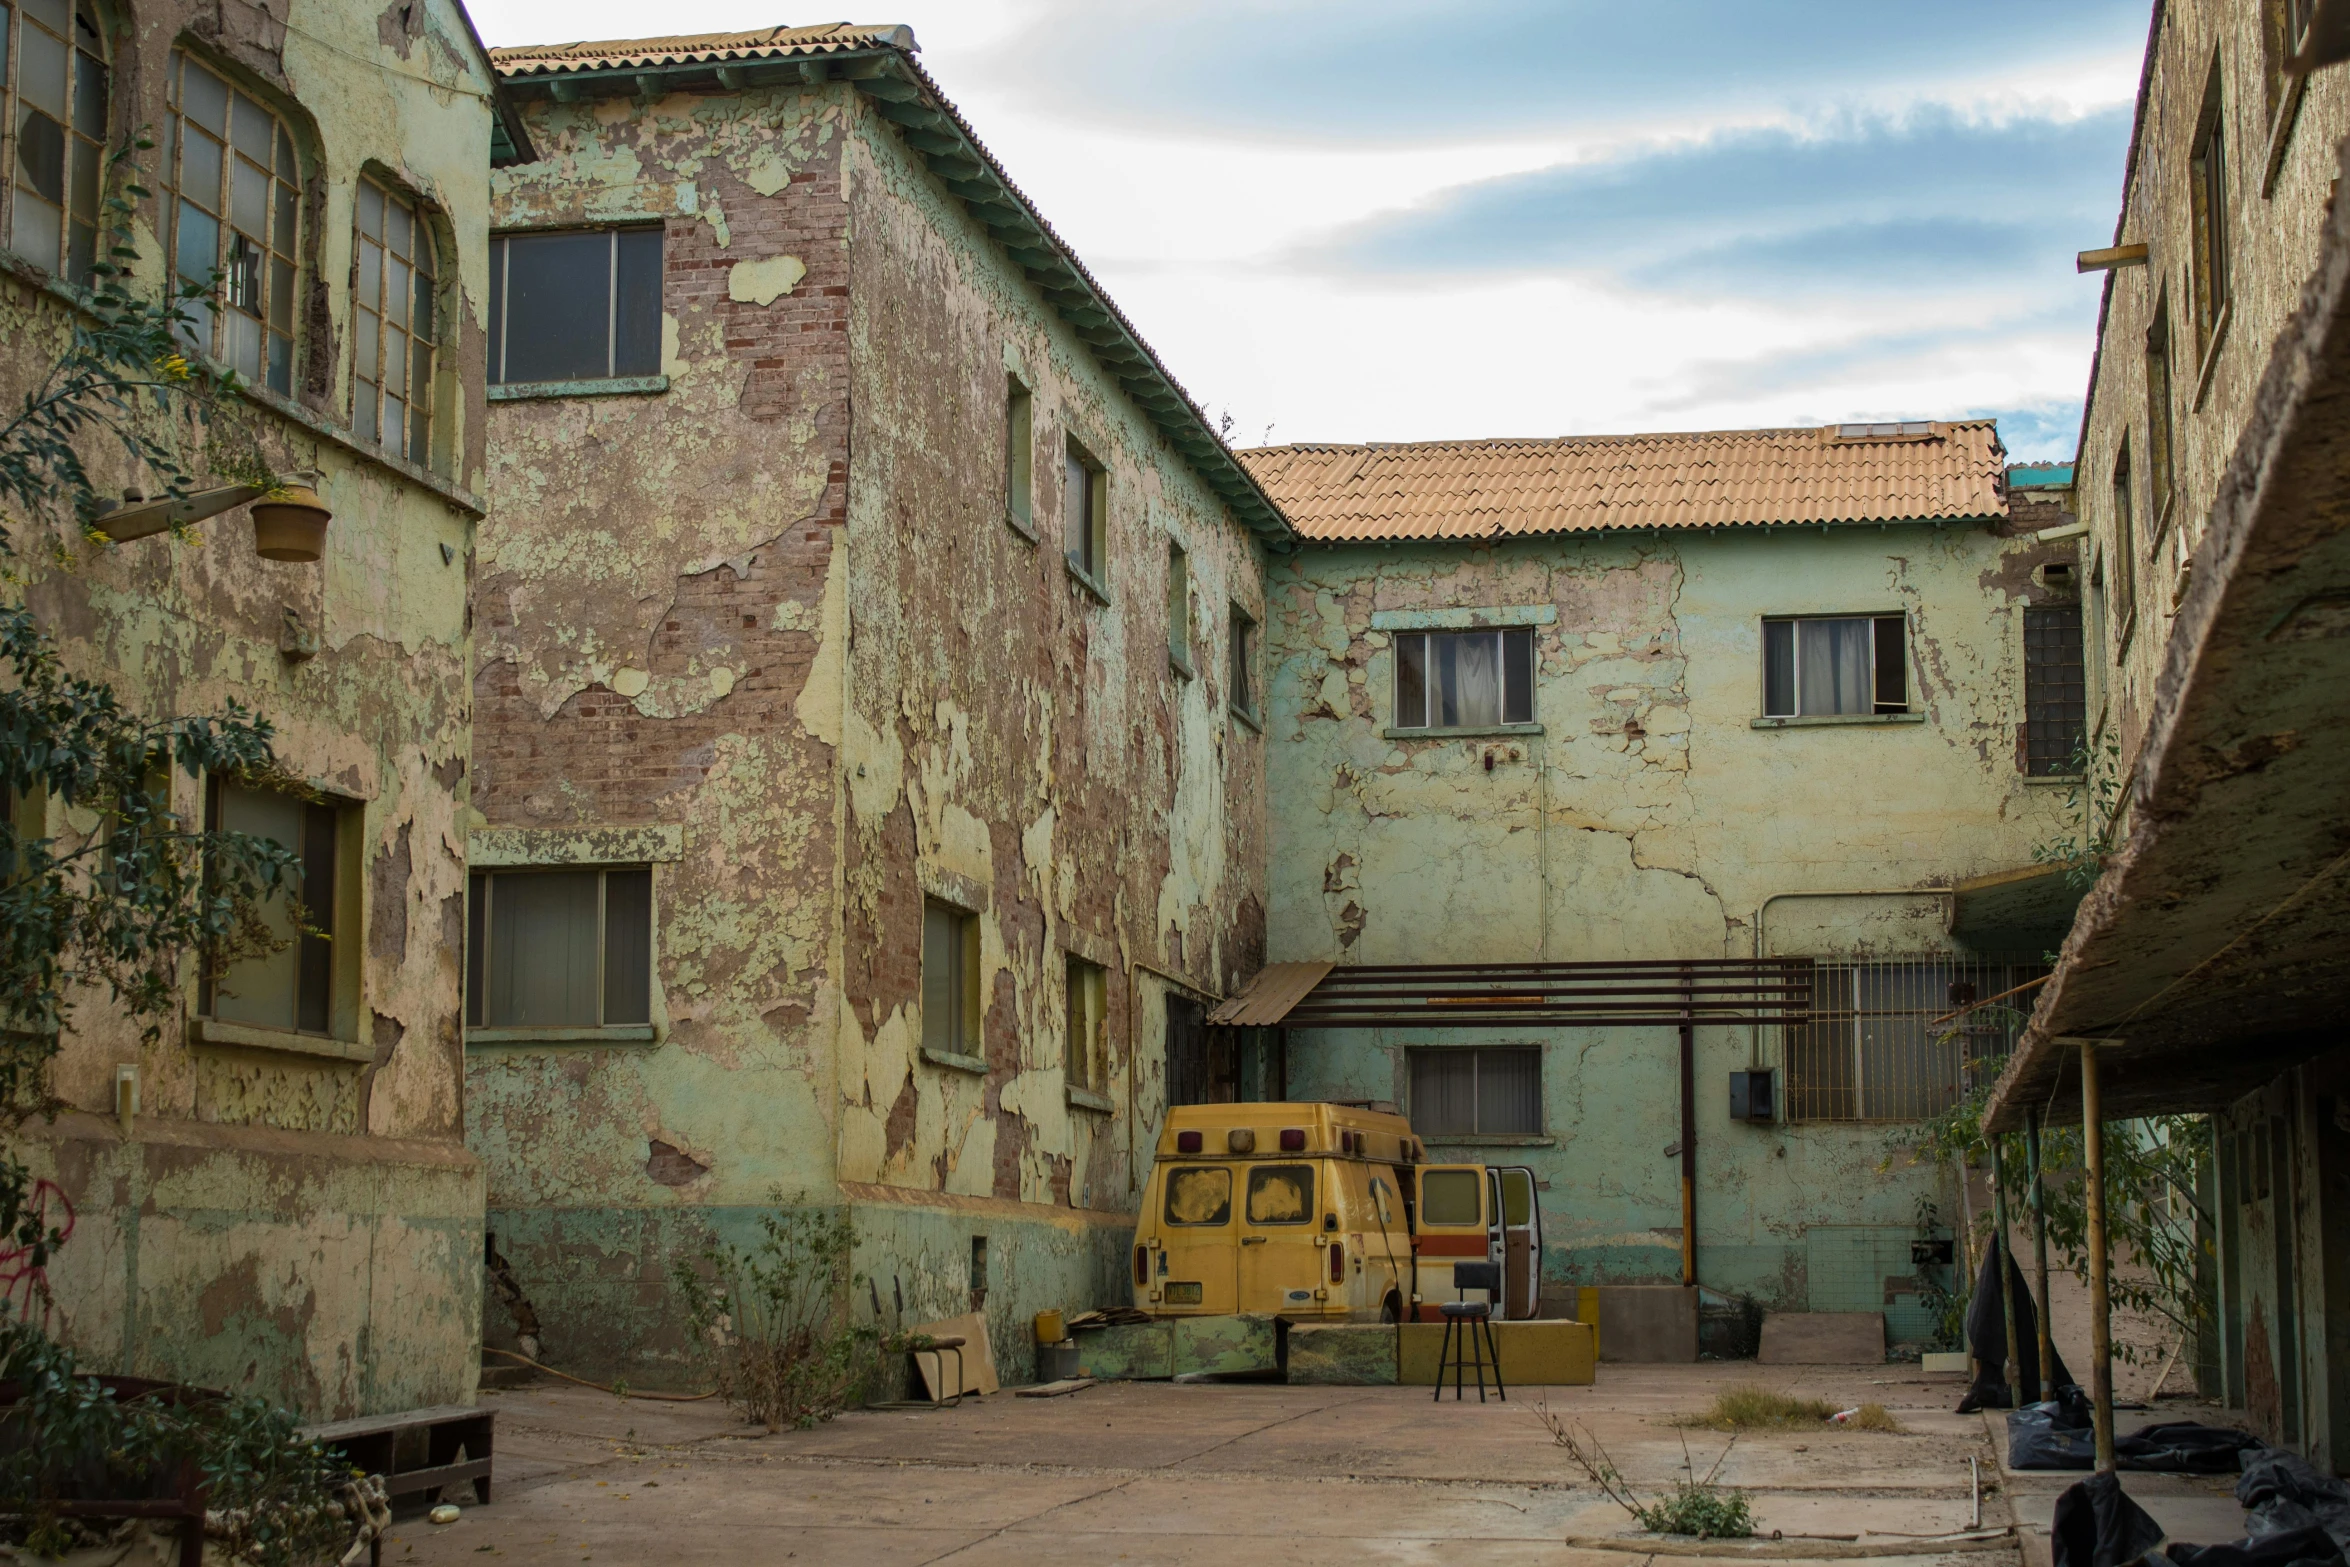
[673,1202,878,1430]
[1678,1384,1902,1432]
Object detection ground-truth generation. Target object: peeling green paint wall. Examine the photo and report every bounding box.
[6,0,499,1418]
[1265,522,2076,1313]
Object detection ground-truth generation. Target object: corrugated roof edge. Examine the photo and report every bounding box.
[488,30,1295,548]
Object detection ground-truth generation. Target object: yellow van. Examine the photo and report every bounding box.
[1132,1102,1544,1322]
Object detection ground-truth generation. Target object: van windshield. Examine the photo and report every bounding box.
[1165,1166,1232,1225]
[1245,1164,1314,1224]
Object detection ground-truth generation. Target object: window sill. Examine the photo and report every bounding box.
[922,1045,988,1075]
[1066,1084,1116,1113]
[236,382,485,520]
[1749,712,1925,730]
[2193,304,2231,411]
[2263,70,2308,198]
[1169,651,1195,681]
[466,1025,658,1048]
[490,375,670,403]
[2023,773,2085,787]
[1064,556,1111,605]
[190,1017,372,1062]
[1423,1134,1556,1148]
[2148,490,2177,547]
[1383,722,1544,741]
[1006,510,1038,543]
[1229,703,1262,734]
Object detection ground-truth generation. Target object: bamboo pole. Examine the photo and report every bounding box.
[2027,1108,2055,1392]
[1992,1138,2022,1408]
[2082,1042,2115,1472]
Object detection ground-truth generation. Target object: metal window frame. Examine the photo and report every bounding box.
[1407,1043,1543,1137]
[1389,626,1535,732]
[487,223,663,387]
[467,864,654,1031]
[1758,612,1910,719]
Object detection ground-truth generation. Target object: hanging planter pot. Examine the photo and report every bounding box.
[250,485,332,562]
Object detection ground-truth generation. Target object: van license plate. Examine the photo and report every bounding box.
[1163,1282,1203,1304]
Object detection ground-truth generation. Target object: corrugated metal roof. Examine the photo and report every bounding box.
[1206,962,1333,1028]
[490,23,915,78]
[1236,422,2008,542]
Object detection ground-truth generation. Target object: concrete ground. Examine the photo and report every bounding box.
[387,1364,2258,1566]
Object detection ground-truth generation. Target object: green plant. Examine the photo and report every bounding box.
[1892,1085,2212,1362]
[2031,733,2127,892]
[674,1201,880,1429]
[1912,1196,1964,1352]
[1638,1482,1756,1539]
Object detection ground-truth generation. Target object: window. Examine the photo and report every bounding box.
[201,780,338,1034]
[487,226,661,385]
[2,0,106,282]
[1228,604,1257,720]
[1419,1168,1482,1225]
[2023,604,2087,777]
[2190,67,2231,353]
[2270,0,2316,117]
[464,866,652,1030]
[1064,954,1107,1092]
[1761,616,1908,718]
[1064,439,1105,583]
[1244,1164,1314,1225]
[1783,957,2046,1121]
[1005,380,1032,532]
[1408,1046,1540,1137]
[2111,440,2137,645]
[353,176,436,466]
[920,897,980,1059]
[1393,627,1535,730]
[1163,1165,1231,1226]
[2146,299,2176,530]
[1166,540,1191,671]
[165,51,297,393]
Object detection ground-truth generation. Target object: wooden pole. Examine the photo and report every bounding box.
[2027,1108,2055,1391]
[2082,1042,2115,1471]
[1992,1137,2022,1408]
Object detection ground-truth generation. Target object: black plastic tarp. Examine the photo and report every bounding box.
[1959,1241,2072,1411]
[2053,1472,2166,1567]
[2009,1392,2265,1473]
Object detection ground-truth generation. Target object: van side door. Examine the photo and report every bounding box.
[1412,1163,1490,1319]
[1496,1166,1542,1319]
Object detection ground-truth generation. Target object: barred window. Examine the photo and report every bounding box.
[353,175,436,466]
[166,50,297,393]
[1,0,107,282]
[1783,958,2046,1122]
[2023,604,2086,776]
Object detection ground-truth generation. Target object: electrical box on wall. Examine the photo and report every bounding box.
[1729,1069,1776,1123]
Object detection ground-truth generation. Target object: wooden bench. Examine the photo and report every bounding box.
[303,1403,494,1510]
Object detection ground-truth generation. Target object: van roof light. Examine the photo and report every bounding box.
[1280,1128,1306,1152]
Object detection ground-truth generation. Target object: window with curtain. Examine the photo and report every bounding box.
[1393,627,1535,730]
[165,50,297,393]
[1408,1046,1541,1137]
[353,175,436,466]
[2,0,107,282]
[464,866,653,1030]
[487,226,662,384]
[921,898,980,1058]
[1761,615,1908,718]
[200,779,338,1034]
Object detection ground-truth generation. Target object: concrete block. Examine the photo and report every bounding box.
[1285,1323,1397,1385]
[1397,1320,1595,1386]
[1073,1315,1277,1380]
[1073,1320,1172,1380]
[1595,1285,1698,1362]
[1921,1350,1969,1375]
[1758,1311,1886,1364]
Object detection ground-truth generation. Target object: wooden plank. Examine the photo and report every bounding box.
[2076,242,2150,272]
[303,1405,487,1443]
[1206,961,1332,1027]
[382,1457,493,1498]
[1013,1378,1095,1398]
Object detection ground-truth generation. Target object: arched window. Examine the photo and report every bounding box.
[2,0,108,282]
[353,175,435,466]
[165,49,296,394]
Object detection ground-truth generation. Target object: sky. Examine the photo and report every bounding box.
[468,0,2155,462]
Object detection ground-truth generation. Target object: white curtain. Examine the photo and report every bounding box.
[1439,631,1503,727]
[1799,618,1873,715]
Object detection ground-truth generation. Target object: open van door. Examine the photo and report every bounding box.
[1412,1164,1490,1320]
[1495,1166,1541,1320]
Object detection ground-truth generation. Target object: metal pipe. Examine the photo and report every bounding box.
[2082,1042,2115,1471]
[1992,1138,2021,1408]
[2027,1108,2055,1391]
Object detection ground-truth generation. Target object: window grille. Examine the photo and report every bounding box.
[1776,955,2047,1122]
[2023,604,2086,776]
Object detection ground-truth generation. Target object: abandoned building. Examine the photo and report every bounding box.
[6,0,526,1415]
[1983,0,2350,1470]
[465,25,1286,1379]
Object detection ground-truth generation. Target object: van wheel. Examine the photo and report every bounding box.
[1381,1291,1402,1325]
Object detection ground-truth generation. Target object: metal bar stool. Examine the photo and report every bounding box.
[1434,1260,1507,1403]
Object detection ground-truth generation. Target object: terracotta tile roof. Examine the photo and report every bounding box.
[1236,422,2008,542]
[489,23,914,79]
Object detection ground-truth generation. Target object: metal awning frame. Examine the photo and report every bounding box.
[1210,959,1814,1031]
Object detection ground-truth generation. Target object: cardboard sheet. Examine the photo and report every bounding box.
[909,1311,998,1399]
